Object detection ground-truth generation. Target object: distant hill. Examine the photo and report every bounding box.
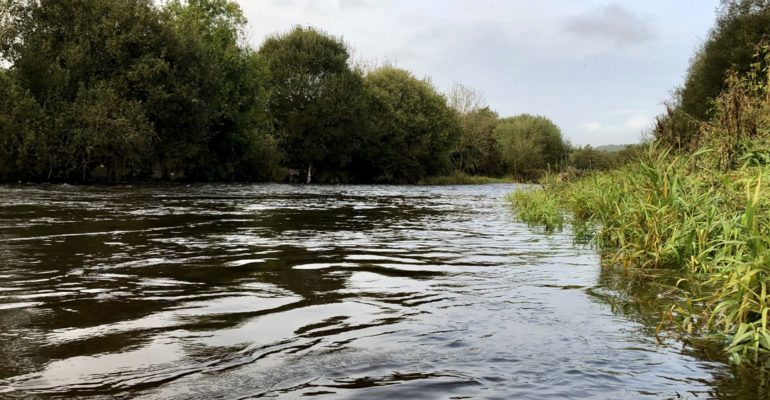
[594,144,630,152]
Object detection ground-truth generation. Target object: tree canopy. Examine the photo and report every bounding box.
[258,26,365,181]
[0,1,568,184]
[357,67,461,183]
[679,0,770,121]
[494,114,567,178]
[0,0,278,182]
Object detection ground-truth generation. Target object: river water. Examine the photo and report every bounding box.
[0,184,763,399]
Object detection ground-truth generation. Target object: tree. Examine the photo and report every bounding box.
[452,107,503,176]
[446,82,487,115]
[495,121,543,178]
[258,26,364,183]
[356,66,461,183]
[569,145,619,171]
[0,69,42,180]
[494,114,566,177]
[445,83,502,176]
[0,0,276,182]
[164,0,277,181]
[2,0,167,181]
[679,0,770,121]
[0,0,21,52]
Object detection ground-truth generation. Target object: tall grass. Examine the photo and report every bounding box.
[709,173,770,364]
[507,187,564,230]
[506,45,770,366]
[507,147,770,364]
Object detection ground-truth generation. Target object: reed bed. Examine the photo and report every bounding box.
[506,47,770,365]
[507,145,770,365]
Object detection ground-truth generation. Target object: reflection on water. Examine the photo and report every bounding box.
[0,183,763,399]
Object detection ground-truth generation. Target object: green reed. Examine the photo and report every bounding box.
[507,145,770,365]
[506,47,770,364]
[506,186,564,230]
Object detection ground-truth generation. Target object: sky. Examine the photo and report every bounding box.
[238,0,721,146]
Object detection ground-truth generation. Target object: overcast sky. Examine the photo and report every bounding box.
[239,0,720,146]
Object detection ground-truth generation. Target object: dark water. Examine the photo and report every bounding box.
[0,184,763,399]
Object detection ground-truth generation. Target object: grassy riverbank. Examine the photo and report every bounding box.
[419,171,518,185]
[508,54,770,366]
[510,146,769,365]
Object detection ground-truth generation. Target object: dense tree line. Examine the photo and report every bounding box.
[0,0,569,184]
[1,0,277,182]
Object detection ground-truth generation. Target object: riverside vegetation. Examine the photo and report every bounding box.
[0,0,585,184]
[510,0,770,367]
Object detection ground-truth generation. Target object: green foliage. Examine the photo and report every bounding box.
[452,107,504,176]
[62,82,156,181]
[507,186,564,230]
[258,26,364,180]
[680,0,770,122]
[1,1,563,184]
[0,0,22,49]
[709,172,770,365]
[356,67,461,183]
[569,145,610,171]
[0,0,278,182]
[567,145,644,171]
[508,145,770,364]
[494,114,567,178]
[0,69,42,181]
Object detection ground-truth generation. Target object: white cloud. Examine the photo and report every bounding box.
[579,122,603,131]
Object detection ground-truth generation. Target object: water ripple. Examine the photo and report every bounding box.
[0,184,761,399]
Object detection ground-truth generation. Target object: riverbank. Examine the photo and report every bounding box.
[3,171,522,186]
[419,171,519,185]
[508,49,770,366]
[508,144,769,366]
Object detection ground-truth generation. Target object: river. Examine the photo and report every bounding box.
[0,184,763,399]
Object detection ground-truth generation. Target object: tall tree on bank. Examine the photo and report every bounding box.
[446,82,503,176]
[258,26,365,183]
[164,0,276,181]
[357,67,461,183]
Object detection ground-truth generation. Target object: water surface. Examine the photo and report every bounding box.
[0,184,761,399]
